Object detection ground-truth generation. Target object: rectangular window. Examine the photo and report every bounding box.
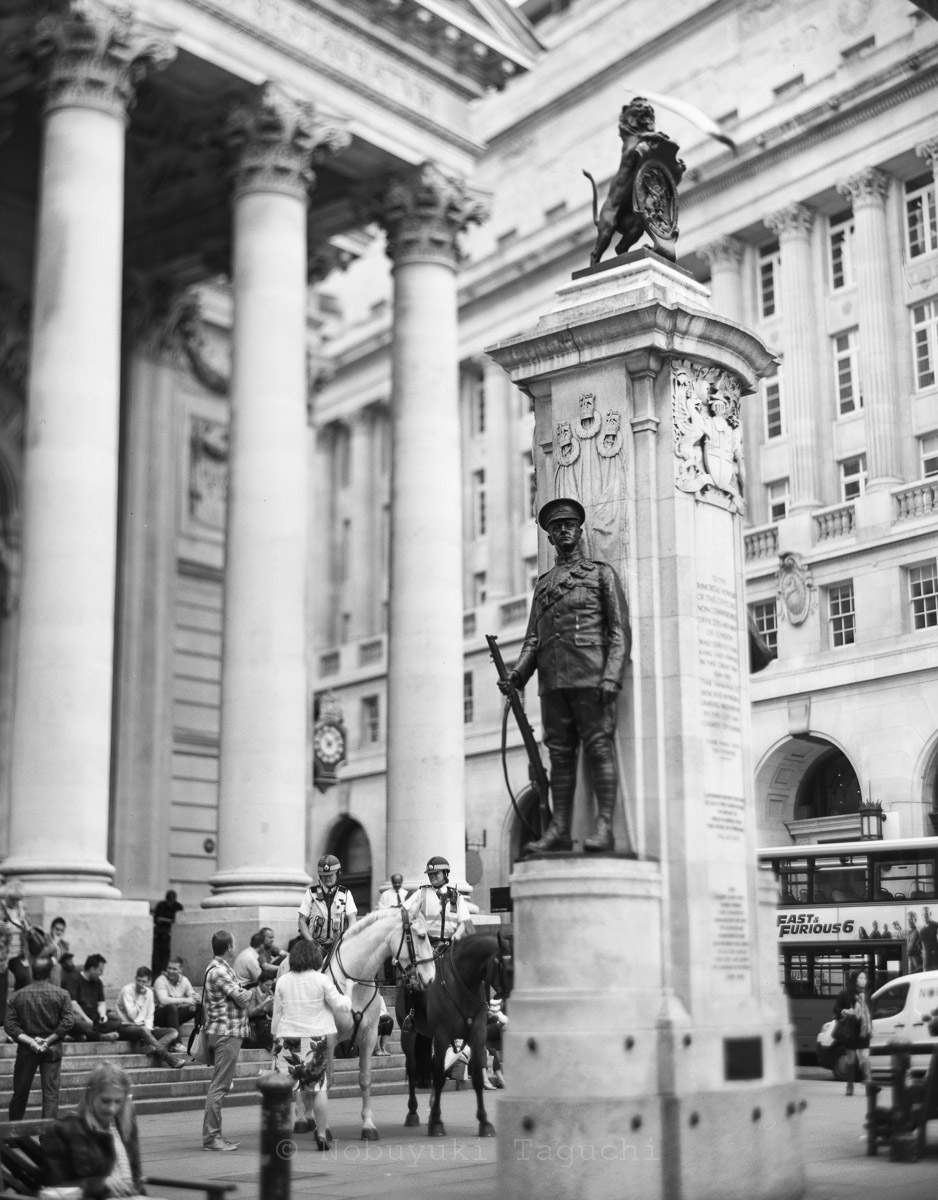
[840,36,875,62]
[829,211,855,291]
[905,174,938,260]
[921,433,938,478]
[827,582,856,648]
[361,695,380,744]
[750,600,778,652]
[470,378,486,437]
[909,562,938,631]
[472,469,487,537]
[840,454,867,501]
[764,370,783,439]
[833,329,862,415]
[523,451,536,518]
[463,671,474,723]
[759,243,780,319]
[472,571,487,607]
[766,478,789,522]
[912,299,938,389]
[773,74,804,100]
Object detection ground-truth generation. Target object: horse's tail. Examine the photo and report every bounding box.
[583,169,599,227]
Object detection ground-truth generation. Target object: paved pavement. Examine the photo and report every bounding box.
[136,1077,938,1199]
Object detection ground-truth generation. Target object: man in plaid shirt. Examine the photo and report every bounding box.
[5,956,73,1119]
[202,929,262,1151]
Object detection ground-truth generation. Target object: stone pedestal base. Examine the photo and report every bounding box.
[173,905,301,979]
[497,858,805,1200]
[26,898,151,998]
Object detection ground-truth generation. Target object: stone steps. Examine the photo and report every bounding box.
[0,1037,410,1118]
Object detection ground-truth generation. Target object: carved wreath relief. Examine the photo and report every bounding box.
[189,418,229,530]
[552,392,627,564]
[671,359,745,513]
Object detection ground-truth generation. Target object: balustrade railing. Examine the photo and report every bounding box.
[894,479,938,522]
[814,503,855,541]
[744,524,778,561]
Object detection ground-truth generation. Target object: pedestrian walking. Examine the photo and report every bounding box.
[5,956,73,1119]
[202,929,260,1151]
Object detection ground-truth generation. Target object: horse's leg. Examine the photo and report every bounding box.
[359,1016,379,1141]
[427,1031,448,1138]
[468,1032,495,1138]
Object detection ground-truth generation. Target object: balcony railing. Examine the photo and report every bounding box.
[814,502,855,542]
[744,524,778,562]
[319,650,340,676]
[358,638,384,666]
[894,479,938,522]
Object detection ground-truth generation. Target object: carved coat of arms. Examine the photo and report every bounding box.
[672,359,745,513]
[776,552,814,625]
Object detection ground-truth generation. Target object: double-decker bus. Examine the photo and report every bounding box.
[758,837,938,1060]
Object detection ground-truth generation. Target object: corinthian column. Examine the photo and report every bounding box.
[696,235,744,322]
[764,203,821,513]
[206,85,348,906]
[365,164,487,885]
[3,1,173,897]
[837,168,901,489]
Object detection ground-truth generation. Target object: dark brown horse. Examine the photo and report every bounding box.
[395,932,512,1138]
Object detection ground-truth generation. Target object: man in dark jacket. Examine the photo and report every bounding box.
[499,497,631,854]
[5,955,73,1118]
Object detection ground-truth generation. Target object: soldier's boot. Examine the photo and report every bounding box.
[583,754,618,854]
[526,761,575,853]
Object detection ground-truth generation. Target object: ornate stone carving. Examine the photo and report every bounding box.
[836,167,890,211]
[671,358,745,513]
[360,162,489,266]
[764,202,815,241]
[551,395,628,565]
[696,235,744,271]
[915,136,938,171]
[573,392,601,440]
[227,82,350,199]
[173,292,230,396]
[0,534,21,618]
[307,241,354,285]
[189,417,229,530]
[776,551,814,625]
[0,277,30,395]
[34,0,176,117]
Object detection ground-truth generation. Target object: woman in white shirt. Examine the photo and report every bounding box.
[272,939,351,1149]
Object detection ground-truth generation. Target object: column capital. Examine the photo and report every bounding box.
[764,202,815,242]
[696,235,744,270]
[361,162,489,267]
[307,240,354,284]
[227,82,350,200]
[836,167,890,210]
[34,0,176,118]
[915,136,938,170]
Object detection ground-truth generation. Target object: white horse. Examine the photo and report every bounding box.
[327,890,436,1141]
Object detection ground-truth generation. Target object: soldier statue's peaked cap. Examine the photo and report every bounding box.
[537,497,586,531]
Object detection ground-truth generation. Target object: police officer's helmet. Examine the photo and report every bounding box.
[426,856,450,881]
[318,854,341,885]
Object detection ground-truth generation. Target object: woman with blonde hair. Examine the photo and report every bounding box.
[271,938,351,1150]
[44,1062,145,1197]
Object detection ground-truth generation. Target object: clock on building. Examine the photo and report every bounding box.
[314,722,345,766]
[313,691,346,792]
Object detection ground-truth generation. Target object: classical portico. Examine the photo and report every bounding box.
[0,0,539,965]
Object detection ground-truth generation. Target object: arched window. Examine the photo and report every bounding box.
[326,818,372,913]
[793,749,861,820]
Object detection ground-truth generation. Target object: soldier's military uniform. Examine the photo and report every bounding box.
[509,498,631,853]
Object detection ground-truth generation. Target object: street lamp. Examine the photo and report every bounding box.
[859,799,886,840]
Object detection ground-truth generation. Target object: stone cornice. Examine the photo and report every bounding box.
[361,162,489,267]
[764,202,815,242]
[836,166,890,210]
[34,0,176,118]
[227,82,350,200]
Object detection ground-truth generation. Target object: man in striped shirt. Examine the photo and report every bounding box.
[202,929,260,1152]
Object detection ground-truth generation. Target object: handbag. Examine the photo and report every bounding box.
[832,1012,859,1044]
[187,966,211,1064]
[26,925,47,958]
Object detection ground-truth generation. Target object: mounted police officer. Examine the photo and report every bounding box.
[421,856,473,950]
[498,497,631,854]
[400,856,473,1033]
[298,854,358,957]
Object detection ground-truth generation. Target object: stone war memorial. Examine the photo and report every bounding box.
[485,99,806,1200]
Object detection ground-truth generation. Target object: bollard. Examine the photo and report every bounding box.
[257,1071,295,1200]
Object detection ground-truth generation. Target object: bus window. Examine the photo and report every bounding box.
[776,859,808,904]
[876,856,936,901]
[813,855,868,903]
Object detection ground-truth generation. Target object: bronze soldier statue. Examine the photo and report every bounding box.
[498,498,631,854]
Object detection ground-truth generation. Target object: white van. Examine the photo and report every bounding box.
[870,970,938,1047]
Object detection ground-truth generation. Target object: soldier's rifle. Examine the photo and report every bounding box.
[485,634,552,834]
